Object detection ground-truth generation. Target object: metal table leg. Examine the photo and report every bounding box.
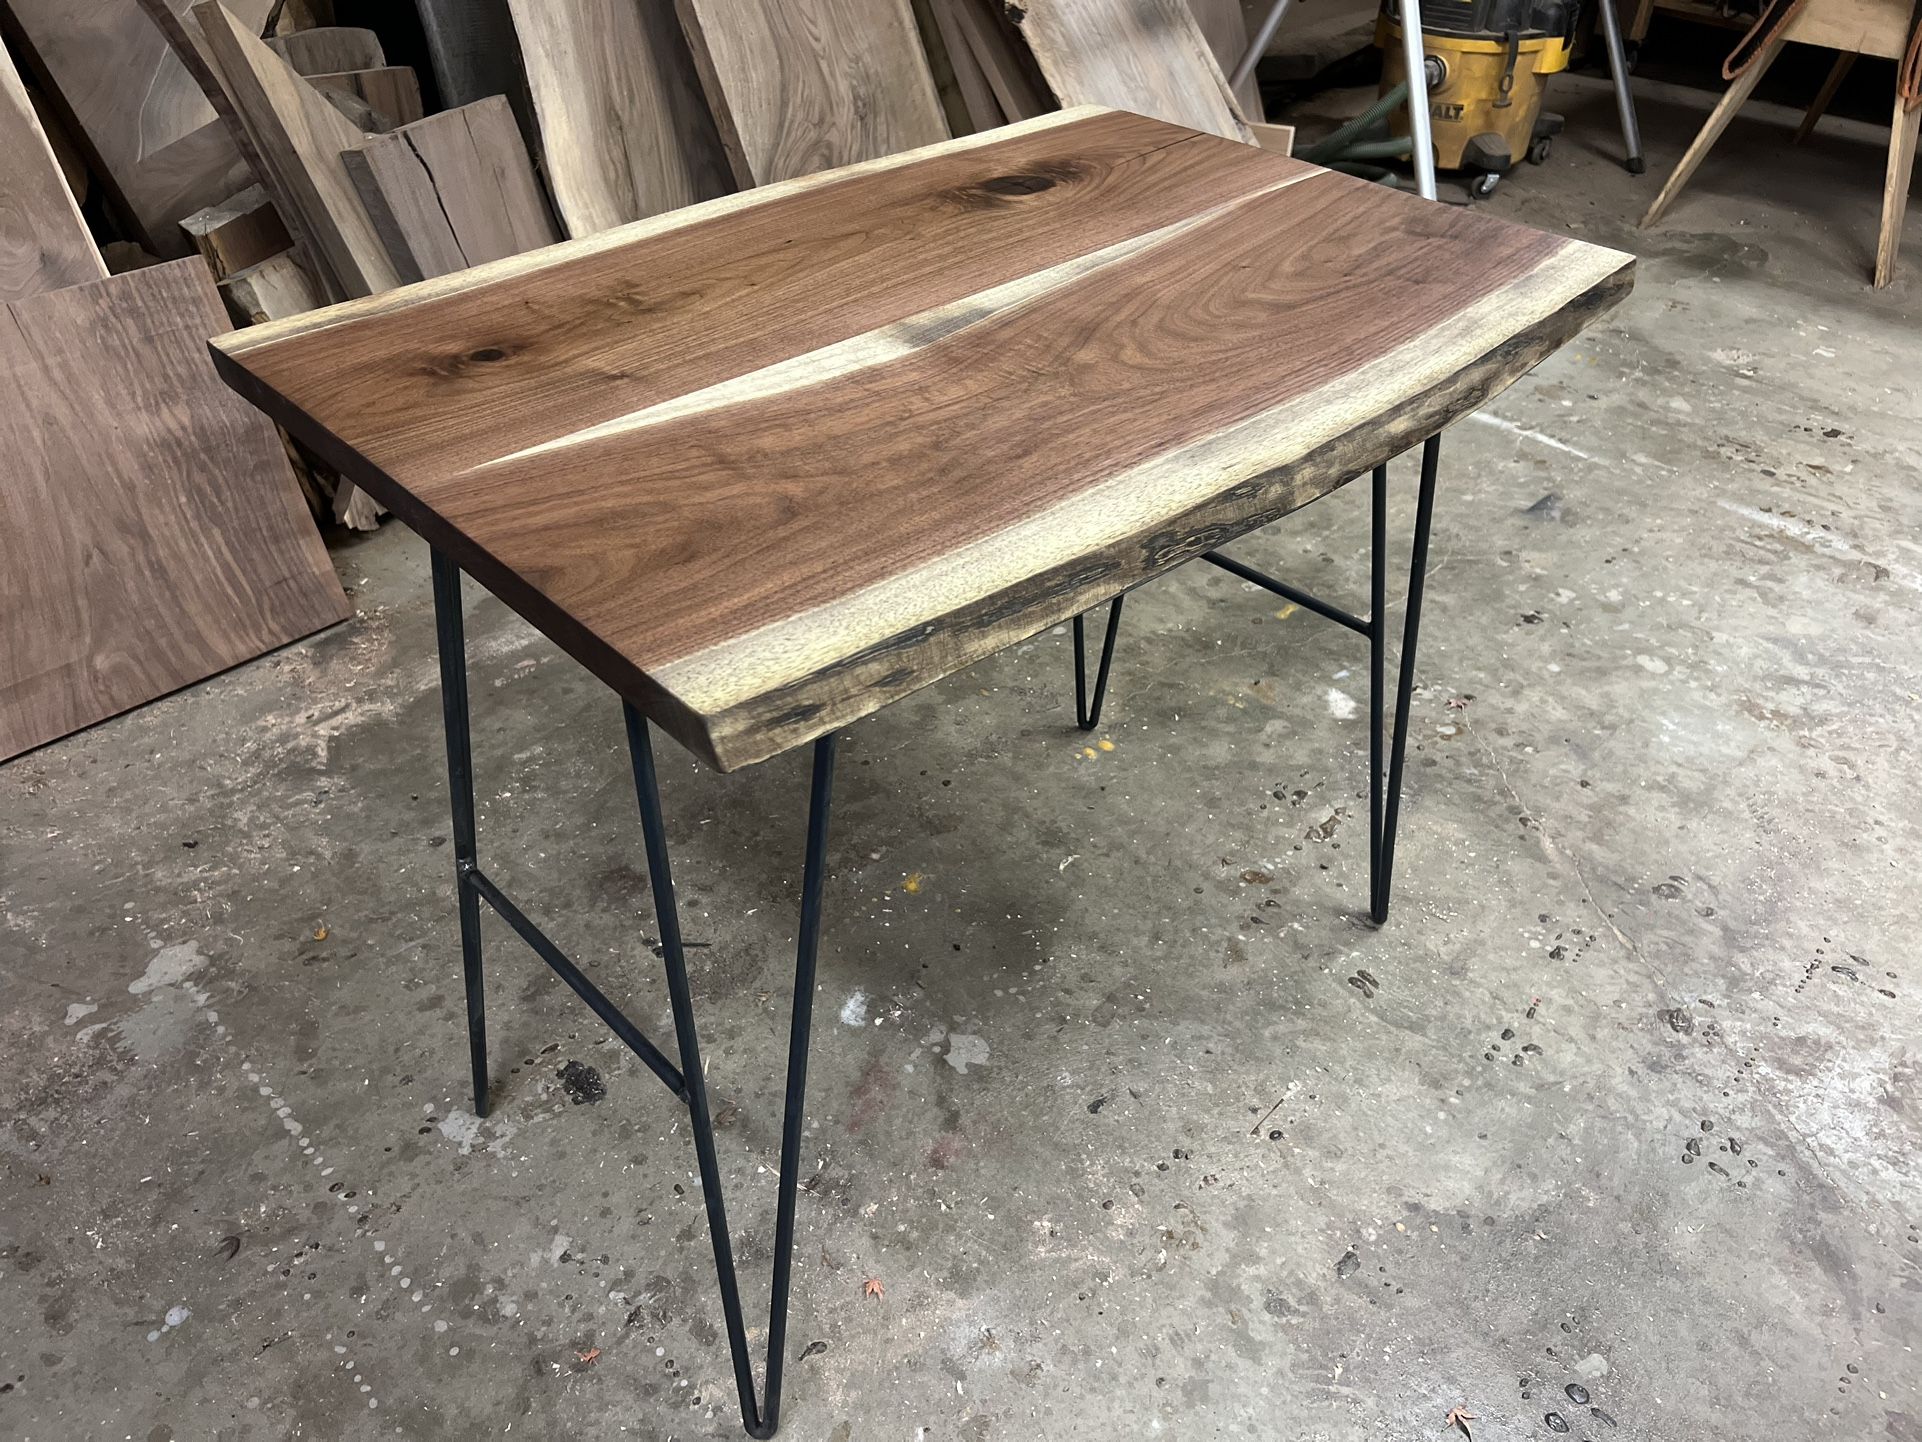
[428,550,837,1439]
[1069,433,1444,923]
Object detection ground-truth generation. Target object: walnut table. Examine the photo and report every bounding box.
[212,105,1632,1438]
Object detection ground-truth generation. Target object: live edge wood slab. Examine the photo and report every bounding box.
[211,107,1633,773]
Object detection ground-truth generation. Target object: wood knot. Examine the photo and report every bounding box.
[979,172,1056,196]
[468,346,508,363]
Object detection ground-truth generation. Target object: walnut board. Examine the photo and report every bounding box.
[5,0,273,254]
[194,0,400,299]
[0,258,349,761]
[1013,0,1254,142]
[1,47,106,302]
[342,97,559,283]
[505,0,732,236]
[180,183,293,277]
[211,107,1632,773]
[1188,0,1263,119]
[307,67,426,130]
[673,0,949,185]
[266,26,386,75]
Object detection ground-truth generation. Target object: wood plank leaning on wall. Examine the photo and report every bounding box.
[0,260,350,762]
[673,0,949,185]
[193,0,400,299]
[5,0,274,255]
[343,97,559,283]
[506,0,733,237]
[0,47,108,301]
[1013,0,1255,143]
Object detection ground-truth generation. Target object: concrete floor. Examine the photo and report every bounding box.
[4,76,1921,1442]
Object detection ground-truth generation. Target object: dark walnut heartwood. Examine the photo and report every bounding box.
[212,106,1633,772]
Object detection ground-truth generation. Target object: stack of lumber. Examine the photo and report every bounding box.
[0,0,1282,758]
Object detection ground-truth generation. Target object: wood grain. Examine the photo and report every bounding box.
[1188,0,1263,118]
[6,0,272,253]
[195,0,400,300]
[213,108,1630,770]
[0,258,348,762]
[219,248,322,323]
[1014,0,1255,143]
[921,0,1005,131]
[1,46,106,302]
[307,67,426,130]
[948,0,1051,120]
[674,0,949,185]
[343,98,559,283]
[180,183,292,277]
[266,26,386,75]
[506,0,733,236]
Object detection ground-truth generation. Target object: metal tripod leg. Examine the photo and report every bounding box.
[1595,0,1647,173]
[624,707,837,1440]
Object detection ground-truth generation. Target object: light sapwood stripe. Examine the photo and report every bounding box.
[477,166,1328,470]
[218,111,1315,487]
[218,106,1113,356]
[658,242,1631,735]
[437,171,1573,681]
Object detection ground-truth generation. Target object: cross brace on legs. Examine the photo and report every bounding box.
[430,548,835,1438]
[1071,434,1442,923]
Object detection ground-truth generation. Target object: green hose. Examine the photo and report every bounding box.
[1334,137,1415,161]
[1301,81,1412,166]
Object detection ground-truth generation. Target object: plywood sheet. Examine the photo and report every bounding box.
[214,108,1632,771]
[194,0,401,299]
[6,0,273,254]
[1014,0,1254,142]
[1,47,106,301]
[506,0,732,236]
[342,97,559,282]
[674,0,949,185]
[0,258,348,761]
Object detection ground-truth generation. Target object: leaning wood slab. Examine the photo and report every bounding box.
[1014,0,1254,142]
[307,67,427,131]
[674,0,949,185]
[194,0,400,299]
[506,0,732,236]
[7,0,272,254]
[0,258,349,762]
[211,107,1632,772]
[1,47,106,301]
[266,26,386,76]
[343,97,559,282]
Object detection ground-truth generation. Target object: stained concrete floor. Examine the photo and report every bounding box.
[4,75,1921,1442]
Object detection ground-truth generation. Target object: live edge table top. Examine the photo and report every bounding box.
[212,106,1633,772]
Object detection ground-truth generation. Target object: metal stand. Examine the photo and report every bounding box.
[430,549,836,1439]
[1071,436,1441,924]
[1595,0,1648,172]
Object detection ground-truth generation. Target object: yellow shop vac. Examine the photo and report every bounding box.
[1377,0,1574,196]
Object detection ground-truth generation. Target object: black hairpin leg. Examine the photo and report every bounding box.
[428,545,836,1438]
[1064,434,1443,924]
[624,707,836,1439]
[431,549,491,1118]
[1072,593,1126,730]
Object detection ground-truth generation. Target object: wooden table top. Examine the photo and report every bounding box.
[212,107,1633,771]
